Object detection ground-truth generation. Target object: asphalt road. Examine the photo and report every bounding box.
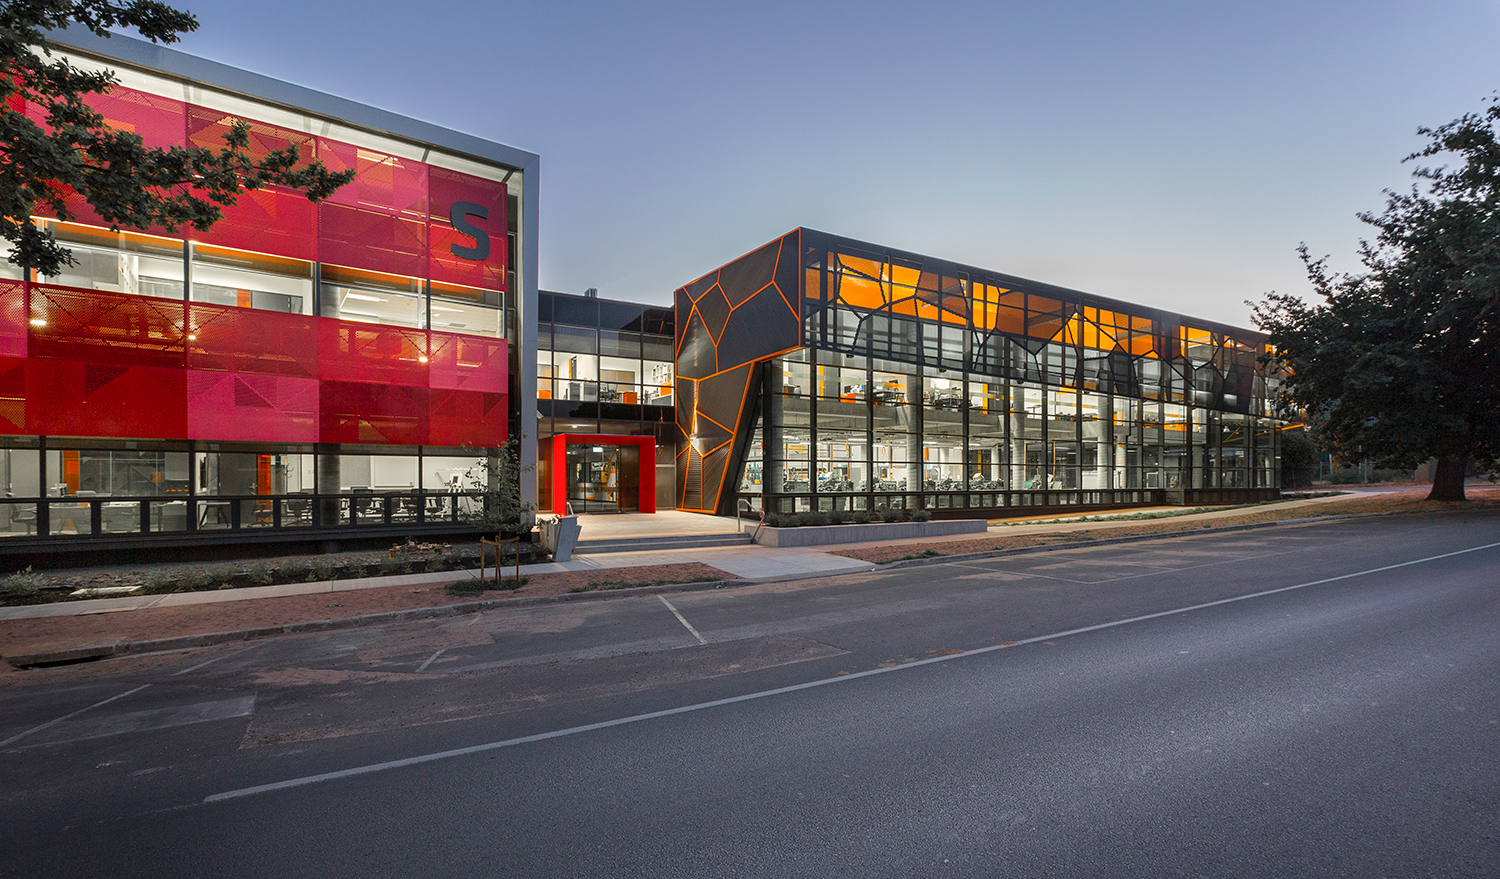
[3,511,1498,877]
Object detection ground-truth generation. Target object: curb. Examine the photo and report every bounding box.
[869,511,1397,570]
[0,507,1448,670]
[3,576,743,669]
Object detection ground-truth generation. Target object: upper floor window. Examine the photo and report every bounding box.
[37,221,183,298]
[430,280,503,337]
[190,243,313,315]
[320,264,425,328]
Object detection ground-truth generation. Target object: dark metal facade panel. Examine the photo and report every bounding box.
[671,230,803,512]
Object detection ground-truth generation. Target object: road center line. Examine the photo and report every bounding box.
[1,684,152,748]
[203,539,1500,804]
[659,595,707,645]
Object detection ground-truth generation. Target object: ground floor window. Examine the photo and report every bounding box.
[0,438,505,538]
[734,352,1285,514]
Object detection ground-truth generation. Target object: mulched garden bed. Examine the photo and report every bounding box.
[0,540,550,608]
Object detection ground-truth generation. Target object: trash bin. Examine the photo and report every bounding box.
[540,515,582,562]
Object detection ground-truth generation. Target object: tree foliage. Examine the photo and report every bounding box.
[462,440,535,539]
[1253,96,1500,501]
[1279,427,1319,489]
[0,0,354,276]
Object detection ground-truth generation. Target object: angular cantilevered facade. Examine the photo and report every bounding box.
[674,229,1286,517]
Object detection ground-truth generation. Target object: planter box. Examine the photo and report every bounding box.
[752,518,988,548]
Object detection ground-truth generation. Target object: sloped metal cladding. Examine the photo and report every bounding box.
[672,231,802,513]
[717,241,781,308]
[676,289,717,379]
[693,284,734,348]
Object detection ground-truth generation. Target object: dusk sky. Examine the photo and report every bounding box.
[165,0,1498,326]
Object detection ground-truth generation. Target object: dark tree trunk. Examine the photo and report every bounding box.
[1426,455,1468,501]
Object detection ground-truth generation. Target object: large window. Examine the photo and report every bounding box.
[320,264,425,328]
[431,281,503,337]
[642,333,674,406]
[191,243,313,314]
[39,221,184,298]
[30,221,508,335]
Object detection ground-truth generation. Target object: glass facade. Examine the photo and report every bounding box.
[534,291,675,513]
[677,230,1286,516]
[0,437,486,537]
[0,40,534,544]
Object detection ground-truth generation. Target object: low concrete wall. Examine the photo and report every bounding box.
[753,518,988,548]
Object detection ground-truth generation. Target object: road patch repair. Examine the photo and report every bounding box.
[1,563,738,670]
[201,536,1500,803]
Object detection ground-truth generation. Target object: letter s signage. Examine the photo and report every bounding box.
[449,201,490,261]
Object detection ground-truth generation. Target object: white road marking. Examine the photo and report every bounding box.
[171,644,259,677]
[16,695,256,748]
[0,684,151,748]
[204,539,1500,804]
[416,648,446,673]
[658,595,707,645]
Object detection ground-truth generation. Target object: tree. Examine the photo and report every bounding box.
[0,0,353,276]
[1252,96,1500,501]
[461,439,535,540]
[1280,426,1319,489]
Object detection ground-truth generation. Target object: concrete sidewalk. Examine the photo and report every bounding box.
[0,490,1389,623]
[0,542,876,623]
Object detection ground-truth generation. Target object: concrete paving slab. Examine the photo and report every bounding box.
[570,510,739,540]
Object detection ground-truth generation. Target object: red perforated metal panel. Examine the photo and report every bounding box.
[27,358,187,438]
[428,167,508,291]
[317,318,428,387]
[88,88,186,149]
[428,388,507,447]
[317,202,426,278]
[28,285,186,368]
[187,302,318,378]
[186,370,318,442]
[188,187,319,262]
[316,138,428,277]
[319,381,427,445]
[0,356,24,434]
[427,332,507,393]
[0,281,26,358]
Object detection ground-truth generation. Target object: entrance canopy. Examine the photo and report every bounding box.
[549,434,656,515]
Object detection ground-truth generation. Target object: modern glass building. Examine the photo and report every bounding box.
[0,33,1286,561]
[0,29,538,556]
[672,229,1285,516]
[534,290,676,513]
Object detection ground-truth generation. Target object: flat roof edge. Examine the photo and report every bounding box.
[45,26,539,172]
[798,227,1266,342]
[541,290,672,312]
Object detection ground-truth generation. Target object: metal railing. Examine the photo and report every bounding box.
[736,487,1279,516]
[0,491,484,540]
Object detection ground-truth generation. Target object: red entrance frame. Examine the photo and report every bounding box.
[550,434,657,515]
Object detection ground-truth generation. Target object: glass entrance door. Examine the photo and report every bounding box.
[566,445,632,512]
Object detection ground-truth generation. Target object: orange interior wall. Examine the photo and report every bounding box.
[62,450,80,494]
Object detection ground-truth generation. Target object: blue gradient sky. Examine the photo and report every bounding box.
[166,0,1498,326]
